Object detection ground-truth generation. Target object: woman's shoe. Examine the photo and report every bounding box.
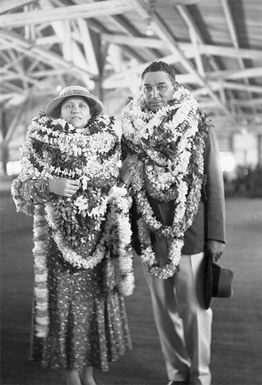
[167,382,188,385]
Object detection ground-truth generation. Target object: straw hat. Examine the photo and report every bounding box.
[203,255,234,309]
[45,85,103,118]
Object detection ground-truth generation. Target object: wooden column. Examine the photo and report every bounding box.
[257,134,262,165]
[0,108,8,175]
[91,31,109,102]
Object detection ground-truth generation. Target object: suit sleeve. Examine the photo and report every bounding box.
[204,126,226,244]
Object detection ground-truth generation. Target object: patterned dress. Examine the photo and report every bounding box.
[12,178,131,371]
[12,159,132,371]
[30,234,131,371]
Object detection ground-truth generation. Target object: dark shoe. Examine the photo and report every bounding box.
[167,382,188,385]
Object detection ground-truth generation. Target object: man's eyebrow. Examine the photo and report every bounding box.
[143,82,167,86]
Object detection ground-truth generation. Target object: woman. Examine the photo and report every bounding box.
[11,85,134,385]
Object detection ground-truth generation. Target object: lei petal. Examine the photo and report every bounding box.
[122,86,208,279]
[15,115,135,338]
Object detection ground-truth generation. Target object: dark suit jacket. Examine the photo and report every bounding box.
[127,126,226,256]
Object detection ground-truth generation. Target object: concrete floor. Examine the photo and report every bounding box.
[1,197,262,385]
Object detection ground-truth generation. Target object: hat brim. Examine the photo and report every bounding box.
[203,254,234,309]
[203,253,213,309]
[212,263,234,298]
[45,94,103,118]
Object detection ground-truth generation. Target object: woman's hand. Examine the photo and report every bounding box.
[49,178,80,197]
[120,155,138,187]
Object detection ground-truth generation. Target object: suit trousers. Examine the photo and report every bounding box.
[143,252,213,385]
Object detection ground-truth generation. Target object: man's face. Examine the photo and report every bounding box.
[142,71,175,112]
[60,96,91,129]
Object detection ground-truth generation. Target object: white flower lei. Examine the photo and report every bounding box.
[121,86,208,279]
[12,115,135,337]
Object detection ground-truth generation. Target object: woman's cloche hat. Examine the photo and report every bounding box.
[45,85,103,118]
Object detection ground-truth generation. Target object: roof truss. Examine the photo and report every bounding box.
[0,0,261,134]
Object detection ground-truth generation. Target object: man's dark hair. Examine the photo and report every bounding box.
[141,61,176,83]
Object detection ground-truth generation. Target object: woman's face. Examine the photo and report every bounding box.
[60,96,91,129]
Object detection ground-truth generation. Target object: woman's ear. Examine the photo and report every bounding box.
[174,81,178,91]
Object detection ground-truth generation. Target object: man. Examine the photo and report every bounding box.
[121,61,226,385]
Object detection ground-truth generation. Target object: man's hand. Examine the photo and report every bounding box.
[206,239,225,263]
[49,178,80,197]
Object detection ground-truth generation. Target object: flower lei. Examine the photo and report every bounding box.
[121,85,209,279]
[12,114,134,337]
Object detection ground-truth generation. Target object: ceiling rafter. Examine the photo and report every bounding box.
[176,5,220,71]
[86,17,146,63]
[209,66,262,81]
[76,19,99,76]
[0,30,96,78]
[101,34,262,61]
[176,4,211,78]
[0,0,134,27]
[230,97,262,107]
[0,0,261,132]
[104,57,262,93]
[221,0,254,109]
[133,0,237,122]
[176,3,245,118]
[0,0,35,14]
[221,81,262,94]
[36,0,98,80]
[110,14,159,61]
[192,81,262,96]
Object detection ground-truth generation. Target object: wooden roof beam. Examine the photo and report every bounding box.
[1,68,69,82]
[177,7,205,76]
[221,0,243,65]
[221,0,254,104]
[176,4,241,117]
[0,93,18,103]
[5,49,30,90]
[85,15,147,63]
[1,81,24,93]
[100,34,262,61]
[111,14,159,61]
[230,98,262,107]
[76,20,99,76]
[103,53,180,88]
[195,44,262,60]
[38,0,99,76]
[104,63,262,91]
[0,70,39,86]
[29,68,71,78]
[0,0,133,27]
[27,57,46,74]
[0,30,96,79]
[209,67,262,81]
[0,50,27,73]
[176,5,219,72]
[0,0,37,14]
[149,0,202,5]
[133,0,236,122]
[35,36,62,46]
[192,81,262,96]
[222,81,262,94]
[101,33,164,49]
[3,100,28,144]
